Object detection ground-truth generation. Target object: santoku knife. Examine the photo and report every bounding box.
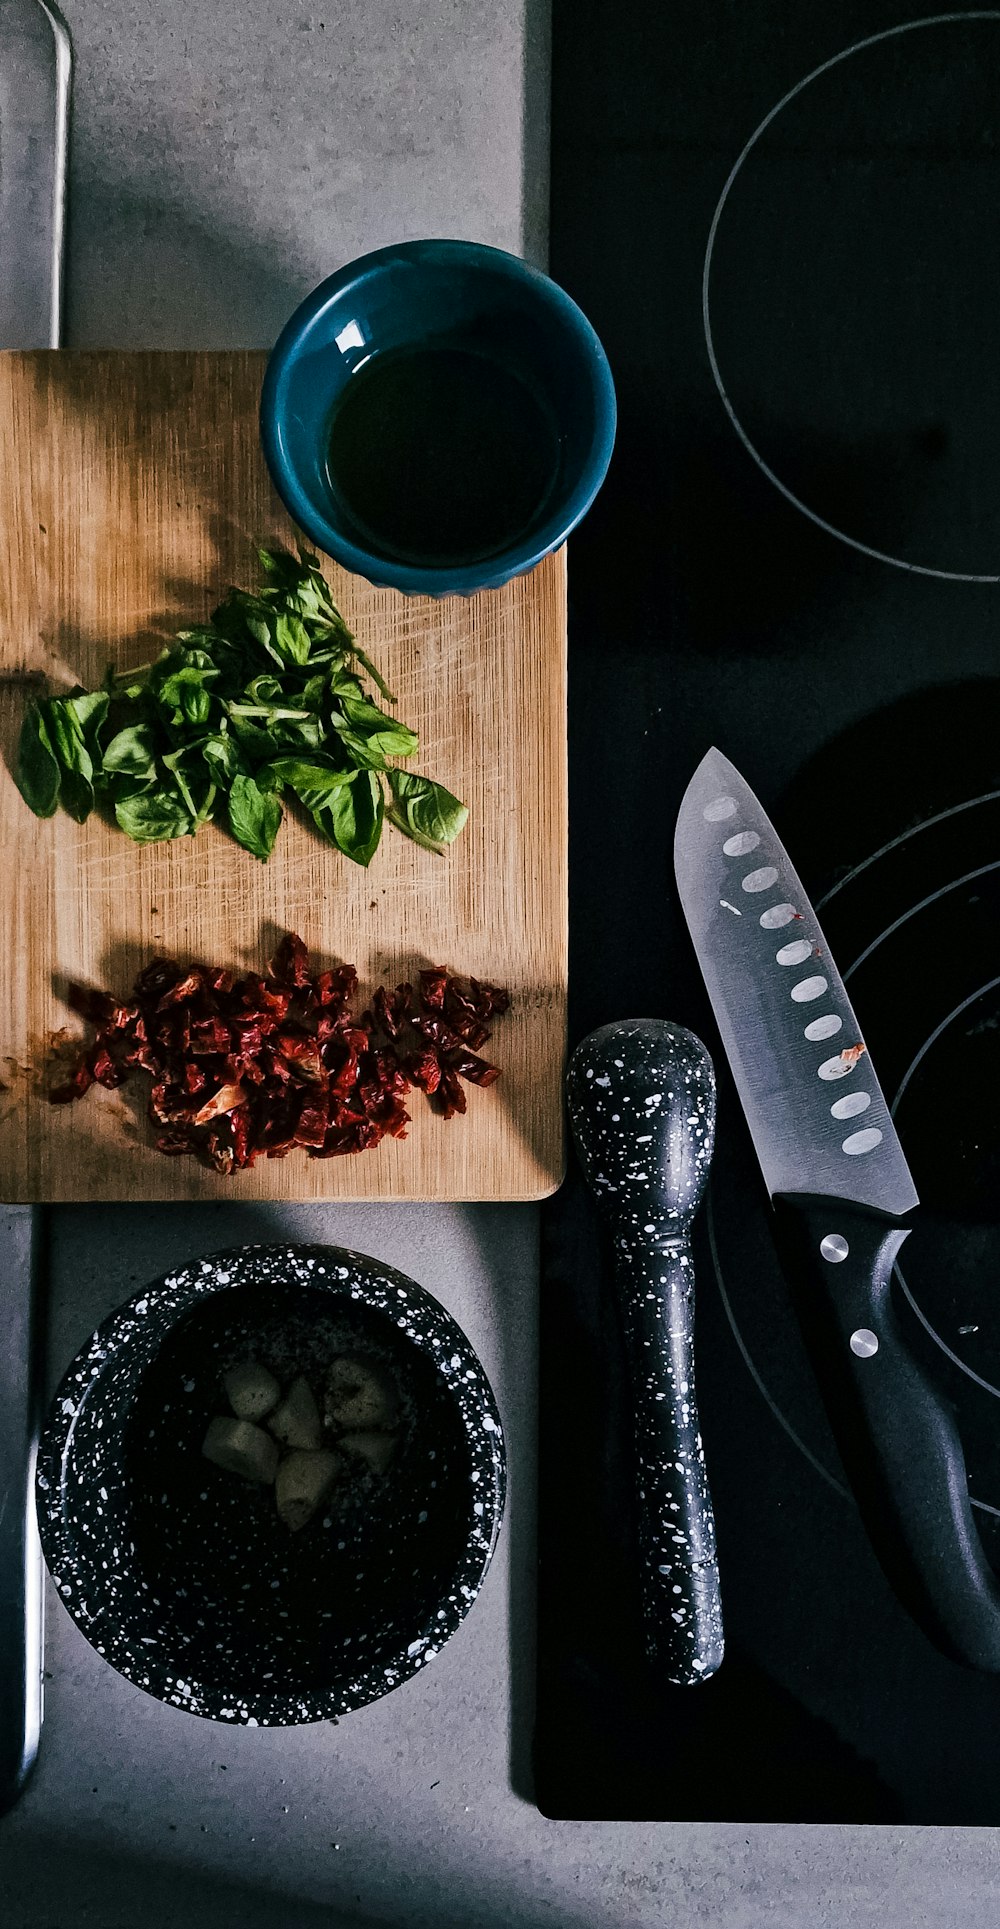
[674,746,1000,1671]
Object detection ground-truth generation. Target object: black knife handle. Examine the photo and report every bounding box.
[615,1227,724,1683]
[773,1193,1000,1672]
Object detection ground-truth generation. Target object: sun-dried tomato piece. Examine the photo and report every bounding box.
[229,1105,256,1169]
[411,1013,463,1053]
[156,968,206,1011]
[435,1066,468,1119]
[418,967,449,1012]
[275,1031,326,1085]
[371,985,399,1037]
[192,1081,246,1125]
[268,931,311,988]
[446,1049,501,1088]
[314,964,358,1009]
[90,1043,125,1089]
[294,1095,330,1148]
[404,1047,443,1094]
[237,974,292,1020]
[190,1015,232,1056]
[133,957,183,1002]
[469,978,511,1019]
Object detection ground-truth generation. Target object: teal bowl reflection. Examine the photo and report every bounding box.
[259,238,616,598]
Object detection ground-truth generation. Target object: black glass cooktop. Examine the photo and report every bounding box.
[539,2,1000,1821]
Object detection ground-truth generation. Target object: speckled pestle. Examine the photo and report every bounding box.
[566,1019,724,1686]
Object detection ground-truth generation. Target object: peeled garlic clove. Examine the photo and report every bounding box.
[340,1430,397,1476]
[223,1361,281,1423]
[325,1355,399,1432]
[268,1375,322,1451]
[201,1416,280,1485]
[276,1448,343,1531]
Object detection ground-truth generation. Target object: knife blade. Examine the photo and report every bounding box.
[674,746,1000,1671]
[0,0,71,347]
[0,0,71,1811]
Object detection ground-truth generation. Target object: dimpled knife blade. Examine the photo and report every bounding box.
[673,747,918,1217]
[0,0,71,347]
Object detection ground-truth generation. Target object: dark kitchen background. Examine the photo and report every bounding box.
[538,0,1000,1821]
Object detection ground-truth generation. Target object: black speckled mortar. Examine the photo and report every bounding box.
[35,1244,506,1726]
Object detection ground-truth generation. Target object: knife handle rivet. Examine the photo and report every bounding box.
[820,1234,850,1264]
[850,1328,879,1359]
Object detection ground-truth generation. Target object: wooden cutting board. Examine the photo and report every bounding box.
[0,352,567,1202]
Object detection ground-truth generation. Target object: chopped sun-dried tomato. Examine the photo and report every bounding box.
[45,933,510,1174]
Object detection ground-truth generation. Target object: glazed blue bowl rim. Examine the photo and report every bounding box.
[259,238,617,596]
[35,1241,507,1727]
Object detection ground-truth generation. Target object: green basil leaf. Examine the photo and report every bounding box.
[245,611,277,655]
[225,712,282,759]
[340,693,418,758]
[180,684,212,725]
[300,673,328,711]
[64,689,110,750]
[273,612,311,666]
[153,661,219,711]
[245,673,284,705]
[257,544,303,588]
[42,699,96,822]
[329,708,418,769]
[327,717,386,769]
[257,756,352,801]
[174,627,219,650]
[200,732,243,784]
[44,698,91,776]
[228,773,282,861]
[115,790,193,843]
[271,713,325,752]
[15,704,61,817]
[385,770,469,854]
[101,724,158,779]
[59,770,95,823]
[328,665,366,702]
[312,769,383,867]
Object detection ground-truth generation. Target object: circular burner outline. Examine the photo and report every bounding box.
[702,10,1000,585]
[708,798,1000,1509]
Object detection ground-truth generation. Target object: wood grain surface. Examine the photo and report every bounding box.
[0,352,567,1202]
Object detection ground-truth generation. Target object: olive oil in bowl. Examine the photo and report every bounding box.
[325,345,561,568]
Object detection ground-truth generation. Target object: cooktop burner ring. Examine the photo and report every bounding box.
[702,9,1000,584]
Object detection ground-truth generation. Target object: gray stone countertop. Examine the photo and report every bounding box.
[3,4,1000,1925]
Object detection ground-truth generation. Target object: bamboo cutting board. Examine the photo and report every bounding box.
[0,352,567,1202]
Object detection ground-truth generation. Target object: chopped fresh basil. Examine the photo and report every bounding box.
[14,548,466,864]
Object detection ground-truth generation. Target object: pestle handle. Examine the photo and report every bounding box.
[567,1018,724,1685]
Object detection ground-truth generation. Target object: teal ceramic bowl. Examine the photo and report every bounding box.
[260,239,616,597]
